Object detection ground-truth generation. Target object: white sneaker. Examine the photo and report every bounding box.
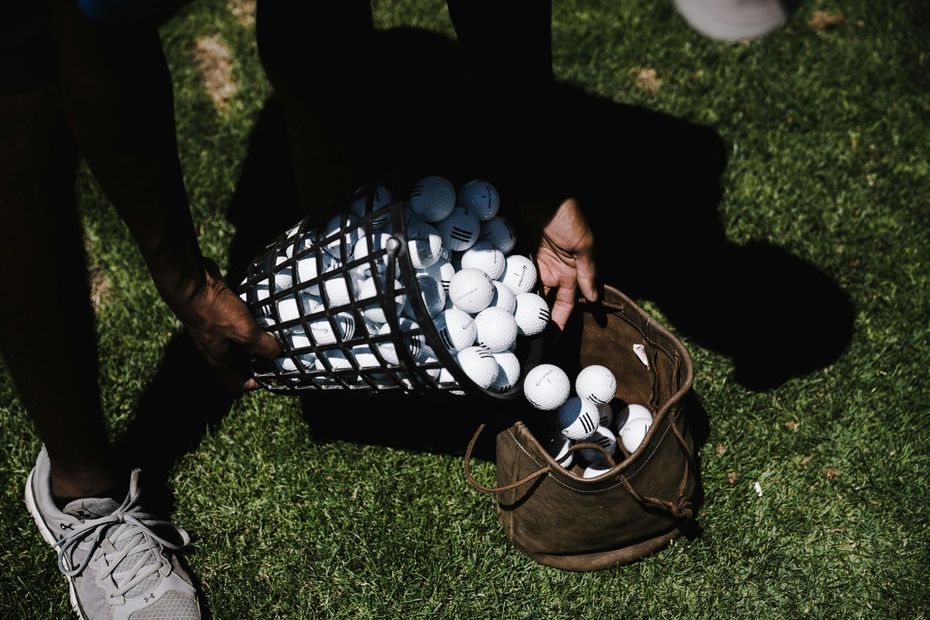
[25,447,202,619]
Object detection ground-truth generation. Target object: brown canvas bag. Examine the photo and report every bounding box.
[464,285,700,571]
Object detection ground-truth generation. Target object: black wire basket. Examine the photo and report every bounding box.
[238,185,542,398]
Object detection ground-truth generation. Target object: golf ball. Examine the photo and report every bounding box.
[376,318,424,365]
[456,345,499,389]
[541,433,574,469]
[489,281,517,314]
[618,412,653,454]
[459,240,506,280]
[449,268,494,314]
[358,274,406,323]
[499,255,537,295]
[577,425,618,465]
[557,397,600,441]
[437,206,480,252]
[404,213,443,269]
[308,312,355,346]
[523,364,571,410]
[613,403,653,433]
[432,308,476,354]
[409,176,456,222]
[513,293,550,337]
[489,351,521,393]
[457,179,500,222]
[479,216,516,254]
[402,273,446,319]
[419,258,455,296]
[349,184,392,228]
[474,307,518,353]
[575,365,617,406]
[597,402,614,428]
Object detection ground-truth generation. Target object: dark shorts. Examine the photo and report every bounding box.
[0,4,55,95]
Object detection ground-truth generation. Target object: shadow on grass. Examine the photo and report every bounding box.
[120,27,852,527]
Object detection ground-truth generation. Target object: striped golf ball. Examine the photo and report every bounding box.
[575,365,617,406]
[437,206,480,252]
[409,176,456,222]
[513,293,550,336]
[456,345,499,389]
[557,397,600,441]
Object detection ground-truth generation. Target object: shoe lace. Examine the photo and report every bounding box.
[56,476,190,599]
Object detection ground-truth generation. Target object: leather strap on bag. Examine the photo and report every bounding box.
[463,424,549,493]
[617,410,695,520]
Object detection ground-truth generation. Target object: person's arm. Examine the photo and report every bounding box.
[447,0,598,329]
[49,0,280,390]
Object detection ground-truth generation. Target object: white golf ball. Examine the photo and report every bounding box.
[523,364,571,411]
[456,345,499,389]
[438,366,457,386]
[575,365,617,406]
[350,344,382,370]
[513,293,550,337]
[295,252,335,295]
[437,206,480,252]
[308,312,355,346]
[457,179,500,222]
[474,307,518,353]
[499,255,537,295]
[419,258,455,297]
[315,349,356,375]
[321,213,362,261]
[449,268,494,314]
[273,353,315,373]
[349,185,392,228]
[479,216,516,254]
[402,273,446,320]
[459,240,506,280]
[409,176,456,222]
[618,413,653,454]
[404,213,443,269]
[376,318,424,365]
[613,403,653,433]
[352,232,395,276]
[557,397,600,441]
[597,402,614,428]
[577,426,618,465]
[489,351,521,393]
[358,275,406,324]
[320,273,359,308]
[541,433,574,469]
[285,325,312,350]
[488,281,516,314]
[432,308,476,354]
[276,292,322,322]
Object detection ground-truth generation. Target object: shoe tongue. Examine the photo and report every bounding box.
[62,496,120,519]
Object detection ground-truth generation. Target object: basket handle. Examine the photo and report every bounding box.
[463,424,549,494]
[618,410,695,520]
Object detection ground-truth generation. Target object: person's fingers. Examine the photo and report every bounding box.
[246,324,283,359]
[575,250,598,303]
[549,282,577,331]
[243,377,260,391]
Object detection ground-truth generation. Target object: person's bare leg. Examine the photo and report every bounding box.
[0,85,117,500]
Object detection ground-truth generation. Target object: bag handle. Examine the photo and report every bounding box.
[463,424,550,494]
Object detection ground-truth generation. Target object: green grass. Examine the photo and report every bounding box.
[2,0,929,618]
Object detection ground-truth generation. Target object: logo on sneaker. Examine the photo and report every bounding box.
[59,523,74,531]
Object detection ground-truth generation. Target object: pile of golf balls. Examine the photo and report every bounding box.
[524,363,654,476]
[241,177,551,393]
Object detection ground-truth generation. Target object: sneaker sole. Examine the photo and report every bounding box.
[24,468,87,620]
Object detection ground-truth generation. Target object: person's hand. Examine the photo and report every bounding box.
[168,259,282,393]
[535,197,598,331]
